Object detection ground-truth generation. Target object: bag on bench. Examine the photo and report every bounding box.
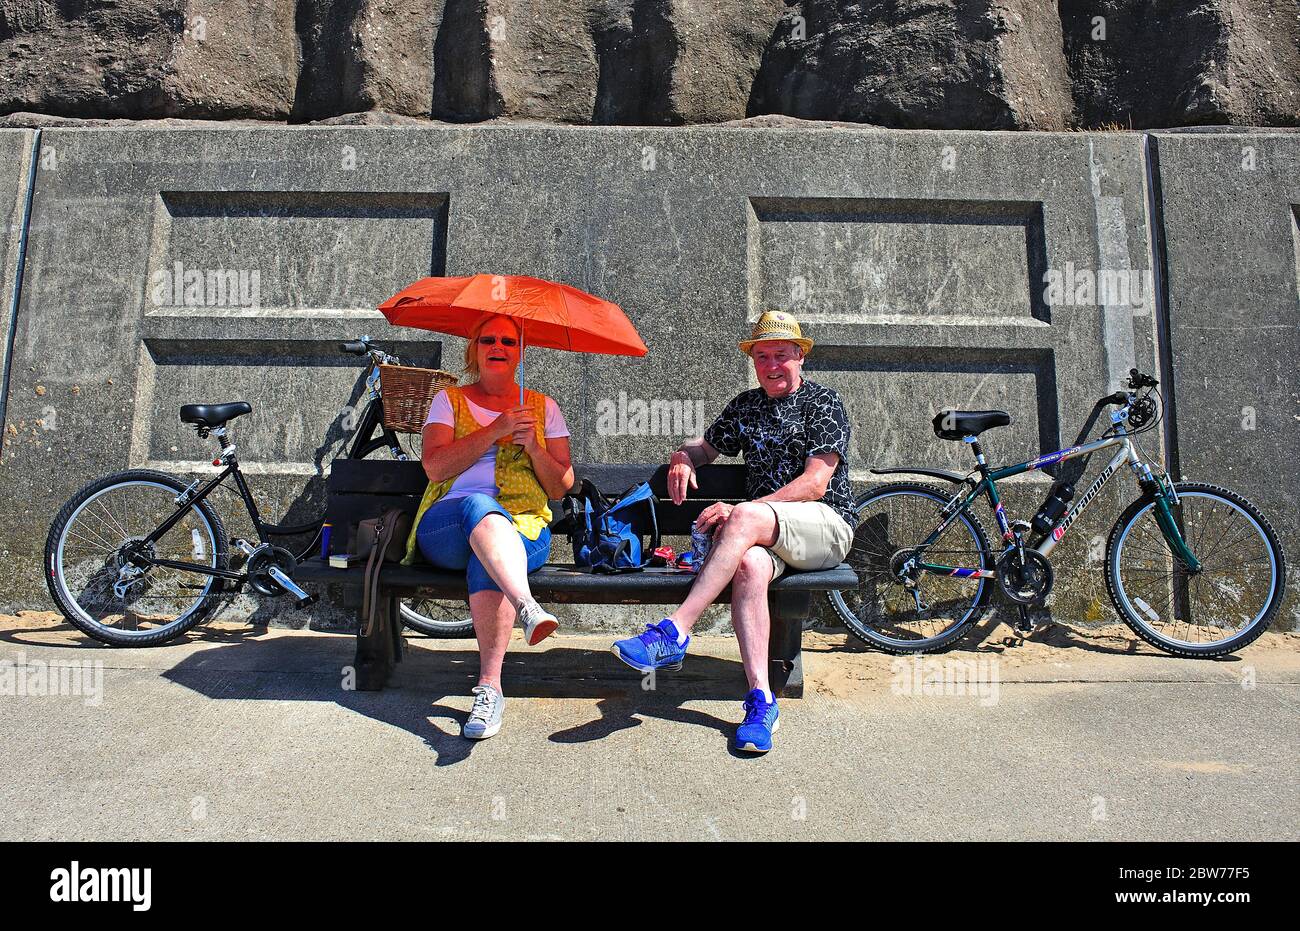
[562,479,659,573]
[357,508,413,636]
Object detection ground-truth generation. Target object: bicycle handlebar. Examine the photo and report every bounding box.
[1127,368,1159,390]
[1099,369,1159,407]
[340,337,400,366]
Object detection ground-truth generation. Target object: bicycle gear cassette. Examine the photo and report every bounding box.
[996,548,1054,605]
[245,545,298,596]
[889,549,921,582]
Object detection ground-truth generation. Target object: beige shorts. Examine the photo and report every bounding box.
[762,501,853,581]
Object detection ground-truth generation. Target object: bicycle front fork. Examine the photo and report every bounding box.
[1150,492,1202,572]
[1138,472,1201,572]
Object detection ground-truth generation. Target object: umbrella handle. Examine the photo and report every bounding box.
[514,334,524,456]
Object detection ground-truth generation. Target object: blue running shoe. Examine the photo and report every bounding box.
[734,688,779,753]
[612,619,689,672]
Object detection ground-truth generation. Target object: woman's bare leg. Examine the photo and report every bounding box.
[468,513,534,609]
[470,589,515,691]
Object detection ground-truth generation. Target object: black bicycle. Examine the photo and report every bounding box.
[44,337,473,646]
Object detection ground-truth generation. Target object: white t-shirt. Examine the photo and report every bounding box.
[424,390,570,500]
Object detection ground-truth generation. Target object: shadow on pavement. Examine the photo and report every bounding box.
[0,615,276,649]
[157,633,750,766]
[803,608,1208,659]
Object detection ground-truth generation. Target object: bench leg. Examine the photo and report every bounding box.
[388,593,405,669]
[354,594,399,691]
[768,591,809,698]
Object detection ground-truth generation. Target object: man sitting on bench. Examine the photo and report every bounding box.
[611,311,857,753]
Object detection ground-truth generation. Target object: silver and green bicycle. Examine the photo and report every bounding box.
[829,369,1285,657]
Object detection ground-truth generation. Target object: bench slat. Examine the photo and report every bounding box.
[328,458,424,493]
[327,460,751,499]
[296,559,854,599]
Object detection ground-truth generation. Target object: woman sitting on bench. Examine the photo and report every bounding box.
[400,314,575,740]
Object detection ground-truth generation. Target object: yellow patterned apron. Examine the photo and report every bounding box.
[402,386,552,565]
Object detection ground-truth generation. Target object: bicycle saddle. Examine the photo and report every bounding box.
[179,402,253,428]
[932,409,1011,440]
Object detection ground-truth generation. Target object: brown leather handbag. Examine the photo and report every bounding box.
[357,508,413,637]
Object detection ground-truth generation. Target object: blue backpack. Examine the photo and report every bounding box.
[562,479,660,573]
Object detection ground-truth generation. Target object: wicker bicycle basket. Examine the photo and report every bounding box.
[379,364,459,433]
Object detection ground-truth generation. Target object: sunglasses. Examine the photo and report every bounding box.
[477,336,519,347]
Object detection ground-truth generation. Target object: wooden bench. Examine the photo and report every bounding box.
[295,460,857,697]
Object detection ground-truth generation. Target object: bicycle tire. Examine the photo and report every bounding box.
[45,469,229,647]
[1105,481,1286,657]
[398,598,476,638]
[827,482,994,653]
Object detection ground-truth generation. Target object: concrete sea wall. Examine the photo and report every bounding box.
[0,124,1294,631]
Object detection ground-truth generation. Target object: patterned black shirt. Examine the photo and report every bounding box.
[703,380,856,528]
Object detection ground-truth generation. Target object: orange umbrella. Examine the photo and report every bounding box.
[380,274,647,403]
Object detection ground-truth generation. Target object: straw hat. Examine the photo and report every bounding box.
[738,310,813,355]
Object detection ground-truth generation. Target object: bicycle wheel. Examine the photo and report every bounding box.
[828,482,993,653]
[45,469,229,646]
[398,597,475,638]
[1106,482,1285,657]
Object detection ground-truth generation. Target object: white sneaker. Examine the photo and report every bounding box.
[463,684,504,739]
[517,598,559,646]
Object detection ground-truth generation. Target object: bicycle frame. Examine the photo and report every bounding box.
[349,388,407,461]
[911,422,1200,581]
[135,453,270,582]
[130,347,412,583]
[338,344,411,461]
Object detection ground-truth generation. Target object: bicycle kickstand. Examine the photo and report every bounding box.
[1014,604,1036,635]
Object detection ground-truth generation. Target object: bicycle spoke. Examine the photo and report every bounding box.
[1112,489,1279,650]
[832,486,989,649]
[53,478,222,639]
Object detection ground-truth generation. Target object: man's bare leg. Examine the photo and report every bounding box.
[670,502,777,634]
[730,545,775,696]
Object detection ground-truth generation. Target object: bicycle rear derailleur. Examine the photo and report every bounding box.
[111,537,155,599]
[889,549,931,613]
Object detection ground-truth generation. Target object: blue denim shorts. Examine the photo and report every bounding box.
[415,493,550,595]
